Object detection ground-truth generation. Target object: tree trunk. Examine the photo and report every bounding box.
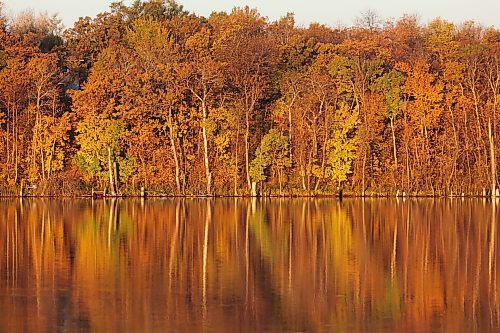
[180,138,187,194]
[448,105,459,189]
[46,140,56,180]
[234,122,240,196]
[40,145,46,181]
[107,146,116,196]
[35,90,42,181]
[251,181,257,197]
[245,108,251,191]
[489,119,496,196]
[362,150,367,196]
[278,169,283,196]
[470,76,489,180]
[300,159,307,192]
[14,106,19,184]
[201,100,212,196]
[168,108,181,195]
[315,100,328,193]
[19,178,24,197]
[287,94,296,164]
[390,117,398,169]
[114,161,119,195]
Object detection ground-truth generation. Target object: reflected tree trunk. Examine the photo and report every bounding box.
[202,199,212,317]
[489,199,496,285]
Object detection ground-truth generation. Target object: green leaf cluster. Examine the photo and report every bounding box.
[324,103,359,184]
[249,129,291,183]
[75,114,135,181]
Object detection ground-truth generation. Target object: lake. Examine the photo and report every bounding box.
[0,198,498,332]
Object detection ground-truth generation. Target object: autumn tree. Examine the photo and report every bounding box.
[212,7,278,193]
[323,102,359,187]
[71,45,136,194]
[184,25,224,195]
[399,59,445,191]
[249,128,291,195]
[374,69,405,178]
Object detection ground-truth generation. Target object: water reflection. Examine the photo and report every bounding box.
[0,198,499,332]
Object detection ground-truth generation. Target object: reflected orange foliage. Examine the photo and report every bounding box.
[0,199,498,332]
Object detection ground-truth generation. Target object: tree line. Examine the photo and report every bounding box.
[0,0,499,196]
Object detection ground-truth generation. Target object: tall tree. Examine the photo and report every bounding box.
[212,7,277,193]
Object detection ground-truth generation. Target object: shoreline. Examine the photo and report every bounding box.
[1,193,499,199]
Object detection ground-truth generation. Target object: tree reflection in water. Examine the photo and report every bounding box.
[0,198,498,332]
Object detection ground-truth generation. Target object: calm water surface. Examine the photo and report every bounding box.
[0,198,499,332]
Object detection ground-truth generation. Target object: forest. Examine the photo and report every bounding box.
[0,0,499,196]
